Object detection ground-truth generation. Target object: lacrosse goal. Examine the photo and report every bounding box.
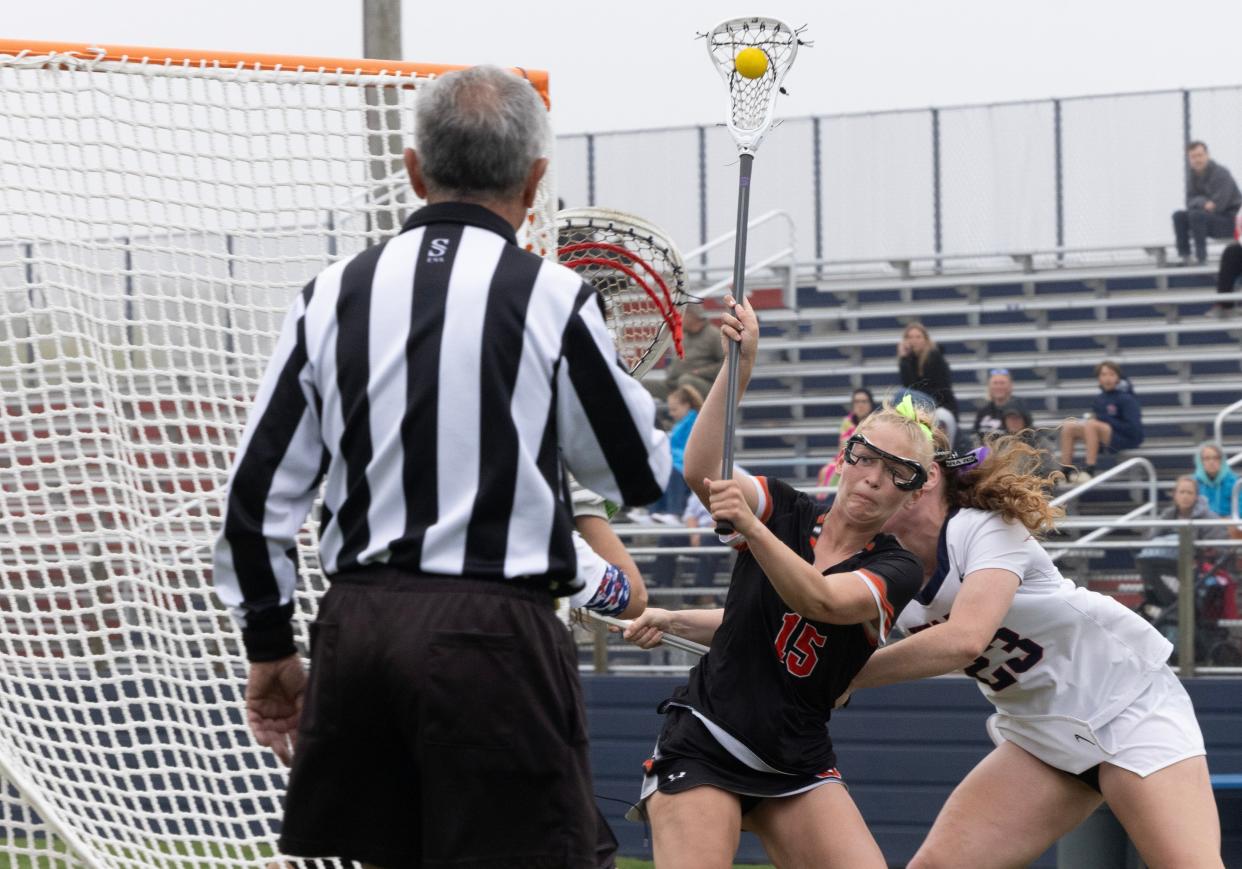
[0,39,552,868]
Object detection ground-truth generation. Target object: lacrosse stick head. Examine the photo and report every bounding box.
[705,16,802,154]
[556,207,689,379]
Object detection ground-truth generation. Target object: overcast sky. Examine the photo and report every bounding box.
[7,0,1242,134]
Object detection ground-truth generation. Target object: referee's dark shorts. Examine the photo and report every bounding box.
[279,568,604,868]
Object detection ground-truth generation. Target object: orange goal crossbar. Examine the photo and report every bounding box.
[0,38,550,106]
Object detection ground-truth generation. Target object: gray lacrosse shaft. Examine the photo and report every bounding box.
[586,611,709,656]
[716,151,754,535]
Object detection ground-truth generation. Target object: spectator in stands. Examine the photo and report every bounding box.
[1215,243,1241,314]
[1212,212,1242,315]
[1194,441,1239,518]
[650,304,723,400]
[1058,361,1143,482]
[898,322,959,426]
[1163,475,1227,531]
[972,368,1030,443]
[1136,476,1229,612]
[997,403,1059,478]
[1173,140,1242,265]
[650,385,704,520]
[815,387,876,499]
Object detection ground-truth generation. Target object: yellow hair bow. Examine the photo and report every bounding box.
[896,394,935,443]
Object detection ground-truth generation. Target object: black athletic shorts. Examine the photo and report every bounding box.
[635,706,846,818]
[278,568,603,868]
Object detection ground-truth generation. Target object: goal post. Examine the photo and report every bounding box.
[0,39,553,867]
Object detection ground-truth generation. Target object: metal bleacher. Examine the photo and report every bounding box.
[612,239,1242,627]
[718,247,1242,489]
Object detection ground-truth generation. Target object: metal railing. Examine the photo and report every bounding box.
[1048,518,1242,678]
[682,209,796,305]
[1213,400,1242,519]
[1214,397,1242,454]
[1046,457,1159,563]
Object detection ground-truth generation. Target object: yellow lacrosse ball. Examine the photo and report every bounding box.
[734,47,768,79]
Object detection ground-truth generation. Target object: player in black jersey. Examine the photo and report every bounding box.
[624,296,932,869]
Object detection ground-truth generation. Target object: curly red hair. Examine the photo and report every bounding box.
[935,432,1064,535]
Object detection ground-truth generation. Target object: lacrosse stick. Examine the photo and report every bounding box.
[557,207,689,378]
[703,17,804,533]
[586,611,709,657]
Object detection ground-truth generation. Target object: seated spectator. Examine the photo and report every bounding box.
[898,322,959,422]
[648,305,722,400]
[815,387,876,499]
[1135,476,1228,614]
[1173,140,1242,265]
[1194,441,1239,518]
[972,367,1031,442]
[997,402,1057,477]
[648,385,703,520]
[1161,475,1228,531]
[1214,213,1242,314]
[1216,242,1241,314]
[1057,360,1143,482]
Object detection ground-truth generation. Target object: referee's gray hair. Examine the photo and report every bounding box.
[415,65,549,199]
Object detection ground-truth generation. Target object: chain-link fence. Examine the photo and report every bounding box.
[557,85,1242,269]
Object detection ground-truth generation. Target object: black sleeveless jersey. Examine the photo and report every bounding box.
[662,476,923,775]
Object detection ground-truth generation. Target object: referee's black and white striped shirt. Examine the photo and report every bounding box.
[213,202,671,660]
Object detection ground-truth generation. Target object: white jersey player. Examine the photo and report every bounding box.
[848,436,1224,869]
[899,507,1176,746]
[564,475,647,619]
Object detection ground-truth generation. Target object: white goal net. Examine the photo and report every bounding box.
[0,40,554,867]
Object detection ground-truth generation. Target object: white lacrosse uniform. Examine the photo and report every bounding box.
[895,507,1204,777]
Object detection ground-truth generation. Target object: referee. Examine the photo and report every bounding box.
[212,65,670,868]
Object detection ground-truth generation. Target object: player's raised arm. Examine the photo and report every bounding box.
[683,294,758,509]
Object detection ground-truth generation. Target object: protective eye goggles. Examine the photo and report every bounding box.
[842,434,928,491]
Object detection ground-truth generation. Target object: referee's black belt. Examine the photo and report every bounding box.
[330,565,558,603]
